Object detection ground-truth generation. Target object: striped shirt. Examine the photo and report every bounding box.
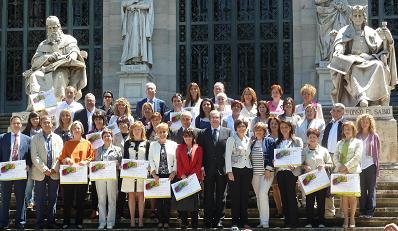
[251,140,265,175]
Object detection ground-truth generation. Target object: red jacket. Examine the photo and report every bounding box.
[176,144,203,181]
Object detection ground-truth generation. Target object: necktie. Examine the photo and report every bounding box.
[46,135,52,168]
[12,134,19,161]
[212,129,218,144]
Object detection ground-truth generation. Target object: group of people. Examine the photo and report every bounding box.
[0,81,380,230]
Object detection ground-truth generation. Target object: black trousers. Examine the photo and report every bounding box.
[180,210,199,227]
[306,187,327,225]
[203,169,227,227]
[360,164,377,216]
[116,177,127,218]
[277,170,299,227]
[157,174,171,224]
[229,167,253,227]
[62,184,87,225]
[90,181,98,210]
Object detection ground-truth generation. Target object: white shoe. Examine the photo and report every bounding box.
[107,225,114,229]
[305,224,312,228]
[98,224,106,229]
[318,224,325,228]
[257,224,269,228]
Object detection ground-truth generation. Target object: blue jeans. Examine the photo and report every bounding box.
[25,170,35,205]
[34,177,60,225]
[0,180,27,226]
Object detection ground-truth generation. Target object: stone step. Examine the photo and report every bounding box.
[10,216,398,229]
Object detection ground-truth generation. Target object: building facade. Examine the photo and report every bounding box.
[0,0,396,113]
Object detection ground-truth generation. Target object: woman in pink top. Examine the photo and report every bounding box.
[267,84,284,115]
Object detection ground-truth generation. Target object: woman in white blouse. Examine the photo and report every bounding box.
[240,87,257,119]
[225,119,252,229]
[108,97,134,126]
[295,104,325,146]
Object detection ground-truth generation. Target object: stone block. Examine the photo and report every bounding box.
[118,72,153,106]
[316,67,333,105]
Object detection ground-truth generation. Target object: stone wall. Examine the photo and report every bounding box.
[103,0,176,108]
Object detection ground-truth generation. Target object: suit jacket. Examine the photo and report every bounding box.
[333,138,363,174]
[197,127,231,174]
[148,140,178,174]
[73,108,103,136]
[135,97,168,119]
[321,119,343,149]
[0,132,31,166]
[176,144,203,180]
[169,127,199,144]
[30,132,64,181]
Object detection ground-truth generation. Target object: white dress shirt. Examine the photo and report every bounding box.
[327,118,343,154]
[87,109,95,132]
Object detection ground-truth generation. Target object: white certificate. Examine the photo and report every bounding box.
[330,173,361,197]
[298,168,330,195]
[169,112,182,131]
[29,88,57,111]
[144,178,171,199]
[0,160,27,181]
[89,161,117,181]
[120,159,149,179]
[172,174,202,201]
[60,165,88,184]
[86,132,104,149]
[274,147,302,168]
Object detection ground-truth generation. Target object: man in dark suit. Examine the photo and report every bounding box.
[0,116,31,229]
[73,93,103,136]
[197,110,231,228]
[210,82,234,104]
[169,111,198,144]
[321,103,345,218]
[135,82,168,119]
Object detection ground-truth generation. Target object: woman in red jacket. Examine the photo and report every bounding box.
[175,128,203,229]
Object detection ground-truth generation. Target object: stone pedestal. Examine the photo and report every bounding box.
[118,64,152,108]
[316,67,333,106]
[344,106,398,164]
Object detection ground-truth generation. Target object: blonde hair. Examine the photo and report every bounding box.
[155,122,169,133]
[141,102,154,118]
[113,98,132,117]
[342,121,357,139]
[253,122,267,135]
[300,84,317,98]
[356,113,377,134]
[240,87,257,105]
[129,121,147,141]
[71,120,84,134]
[59,109,72,129]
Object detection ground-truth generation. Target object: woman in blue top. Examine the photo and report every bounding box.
[194,98,214,129]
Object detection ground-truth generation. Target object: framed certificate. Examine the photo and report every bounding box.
[330,173,361,197]
[60,165,88,184]
[86,132,104,150]
[298,168,330,195]
[89,161,117,181]
[120,159,149,179]
[144,178,171,199]
[169,112,182,131]
[172,174,202,201]
[274,147,302,168]
[0,160,27,181]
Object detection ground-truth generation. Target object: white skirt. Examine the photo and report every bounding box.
[121,178,144,193]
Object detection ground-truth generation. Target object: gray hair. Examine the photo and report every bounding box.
[214,82,225,90]
[209,110,221,119]
[146,82,156,90]
[333,103,345,110]
[85,93,96,101]
[180,111,193,119]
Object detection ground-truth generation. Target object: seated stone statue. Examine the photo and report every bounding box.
[328,5,397,107]
[23,16,87,109]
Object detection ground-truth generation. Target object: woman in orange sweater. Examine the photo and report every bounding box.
[58,121,94,229]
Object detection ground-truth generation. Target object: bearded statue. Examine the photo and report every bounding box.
[23,16,87,110]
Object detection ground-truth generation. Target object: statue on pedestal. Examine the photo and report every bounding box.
[121,0,154,66]
[23,16,87,108]
[315,0,350,64]
[328,5,398,107]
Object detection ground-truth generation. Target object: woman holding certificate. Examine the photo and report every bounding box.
[148,123,178,229]
[121,121,149,228]
[175,128,203,229]
[250,122,276,228]
[302,128,333,228]
[225,119,253,229]
[94,129,122,230]
[333,121,363,228]
[275,120,303,228]
[356,114,380,219]
[58,121,95,229]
